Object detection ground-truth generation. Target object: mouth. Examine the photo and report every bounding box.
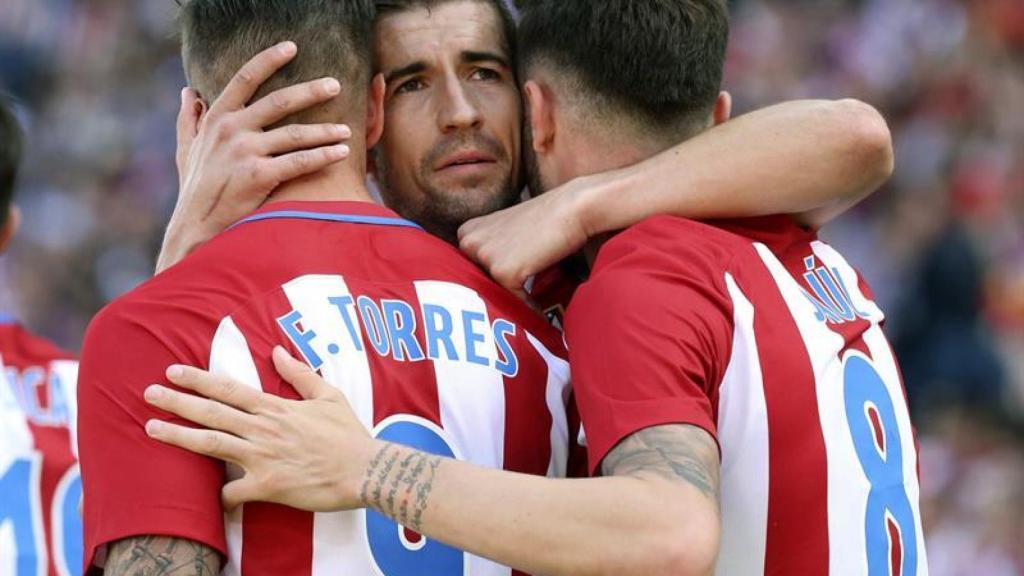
[435,150,498,173]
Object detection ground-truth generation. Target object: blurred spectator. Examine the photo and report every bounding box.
[0,0,1021,571]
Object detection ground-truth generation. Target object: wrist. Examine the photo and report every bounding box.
[355,438,392,509]
[572,166,635,238]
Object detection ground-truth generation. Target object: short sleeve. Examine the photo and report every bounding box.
[77,304,227,571]
[565,224,735,476]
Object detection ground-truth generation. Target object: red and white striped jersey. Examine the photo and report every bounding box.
[78,201,571,576]
[567,215,928,576]
[0,320,81,576]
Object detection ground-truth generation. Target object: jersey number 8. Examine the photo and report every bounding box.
[843,354,918,576]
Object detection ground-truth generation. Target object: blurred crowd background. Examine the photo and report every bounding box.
[1,0,1021,572]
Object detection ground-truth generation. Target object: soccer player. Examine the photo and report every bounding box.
[143,1,928,575]
[0,97,83,576]
[159,1,895,292]
[77,2,573,574]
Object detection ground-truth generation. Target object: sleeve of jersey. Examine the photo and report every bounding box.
[565,253,734,476]
[77,305,227,569]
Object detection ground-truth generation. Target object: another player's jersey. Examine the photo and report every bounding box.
[78,201,571,576]
[0,319,81,576]
[567,215,928,576]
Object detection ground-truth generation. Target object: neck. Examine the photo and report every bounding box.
[265,161,374,205]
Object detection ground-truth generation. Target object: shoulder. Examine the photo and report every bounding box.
[592,216,751,285]
[570,216,744,317]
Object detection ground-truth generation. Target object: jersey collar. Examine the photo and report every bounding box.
[230,201,424,231]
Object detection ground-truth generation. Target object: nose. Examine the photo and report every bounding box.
[438,77,482,133]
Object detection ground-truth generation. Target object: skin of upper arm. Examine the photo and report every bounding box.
[601,424,722,576]
[102,536,221,576]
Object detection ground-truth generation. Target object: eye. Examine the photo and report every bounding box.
[470,68,502,82]
[395,78,426,94]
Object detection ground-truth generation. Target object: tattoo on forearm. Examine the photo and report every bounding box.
[601,424,721,501]
[104,536,220,576]
[362,443,443,532]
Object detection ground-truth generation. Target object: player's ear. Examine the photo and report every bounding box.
[0,206,22,255]
[713,91,732,126]
[365,74,386,149]
[523,80,555,155]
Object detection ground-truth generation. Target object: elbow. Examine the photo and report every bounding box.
[654,519,720,576]
[835,98,895,185]
[618,507,721,576]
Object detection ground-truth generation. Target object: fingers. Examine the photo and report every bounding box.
[164,365,265,414]
[457,216,482,243]
[212,41,298,115]
[145,419,248,463]
[272,346,333,400]
[259,123,351,156]
[264,145,351,187]
[244,77,342,129]
[222,478,262,511]
[144,384,254,435]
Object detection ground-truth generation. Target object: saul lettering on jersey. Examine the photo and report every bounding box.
[0,321,82,576]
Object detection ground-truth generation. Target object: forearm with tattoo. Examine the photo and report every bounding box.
[104,536,220,576]
[601,424,721,502]
[360,443,443,532]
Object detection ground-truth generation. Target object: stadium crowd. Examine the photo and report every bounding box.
[1,0,1021,572]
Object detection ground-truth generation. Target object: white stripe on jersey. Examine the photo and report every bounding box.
[414,280,510,576]
[209,317,262,576]
[0,355,33,454]
[715,274,770,576]
[526,333,571,478]
[51,360,79,458]
[811,242,929,573]
[414,281,506,471]
[280,275,376,576]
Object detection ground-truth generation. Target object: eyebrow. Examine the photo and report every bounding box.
[384,50,511,85]
[461,50,510,69]
[384,61,428,85]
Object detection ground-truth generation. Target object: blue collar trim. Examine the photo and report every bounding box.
[231,210,424,231]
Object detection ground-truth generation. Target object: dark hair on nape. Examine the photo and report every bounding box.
[374,0,517,64]
[0,95,22,227]
[178,0,375,115]
[516,0,729,141]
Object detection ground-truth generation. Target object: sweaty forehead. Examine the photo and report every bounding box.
[375,2,508,72]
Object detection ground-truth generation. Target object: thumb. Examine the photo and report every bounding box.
[272,346,332,400]
[222,477,262,511]
[176,88,201,169]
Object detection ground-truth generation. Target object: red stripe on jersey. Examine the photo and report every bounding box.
[745,265,831,575]
[27,423,75,576]
[232,300,316,576]
[888,514,903,576]
[500,333,552,480]
[344,278,443,428]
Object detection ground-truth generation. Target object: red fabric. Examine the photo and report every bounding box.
[78,200,569,574]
